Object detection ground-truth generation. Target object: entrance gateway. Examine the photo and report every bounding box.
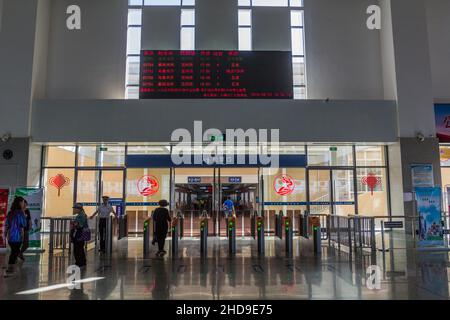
[125,152,354,238]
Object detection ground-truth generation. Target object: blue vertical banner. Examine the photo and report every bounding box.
[415,187,444,247]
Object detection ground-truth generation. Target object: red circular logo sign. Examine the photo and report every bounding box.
[137,175,159,196]
[274,174,295,196]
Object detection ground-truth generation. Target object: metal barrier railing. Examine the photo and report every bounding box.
[42,217,74,255]
[328,215,376,253]
[42,216,98,255]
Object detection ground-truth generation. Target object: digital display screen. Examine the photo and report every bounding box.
[139,50,293,99]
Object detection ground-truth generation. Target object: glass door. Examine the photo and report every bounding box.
[308,169,331,215]
[332,169,355,216]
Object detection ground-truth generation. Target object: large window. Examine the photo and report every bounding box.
[125,0,195,99]
[238,0,306,99]
[40,144,390,218]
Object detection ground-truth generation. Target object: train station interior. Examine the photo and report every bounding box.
[1,0,450,302]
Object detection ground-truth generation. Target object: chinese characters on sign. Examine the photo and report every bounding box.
[139,50,293,99]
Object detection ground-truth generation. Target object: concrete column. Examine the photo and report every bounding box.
[381,0,440,228]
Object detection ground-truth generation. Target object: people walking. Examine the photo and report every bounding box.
[19,200,31,261]
[4,197,27,276]
[90,196,117,253]
[152,200,171,257]
[71,203,89,268]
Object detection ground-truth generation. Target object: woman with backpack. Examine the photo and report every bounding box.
[4,196,27,276]
[71,203,89,268]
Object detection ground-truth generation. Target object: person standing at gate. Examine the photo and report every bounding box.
[72,203,88,268]
[4,197,27,276]
[152,200,171,257]
[223,196,235,218]
[90,196,117,253]
[18,200,32,261]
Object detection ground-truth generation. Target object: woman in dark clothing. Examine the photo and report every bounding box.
[152,199,171,257]
[19,200,32,261]
[5,197,27,276]
[71,203,88,268]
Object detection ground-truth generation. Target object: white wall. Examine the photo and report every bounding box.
[45,0,127,99]
[426,0,450,102]
[0,0,39,137]
[32,99,397,143]
[304,0,383,100]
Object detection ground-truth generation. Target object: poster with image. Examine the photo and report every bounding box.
[15,187,43,248]
[416,187,444,247]
[0,188,9,248]
[411,164,434,188]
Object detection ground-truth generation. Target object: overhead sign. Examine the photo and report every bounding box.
[139,50,293,99]
[188,177,202,183]
[126,154,307,168]
[228,177,242,183]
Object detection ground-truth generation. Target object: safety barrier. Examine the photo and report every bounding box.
[42,217,74,255]
[328,215,376,253]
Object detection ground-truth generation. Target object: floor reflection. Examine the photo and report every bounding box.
[1,237,449,300]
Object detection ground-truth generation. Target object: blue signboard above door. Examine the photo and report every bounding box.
[126,154,307,168]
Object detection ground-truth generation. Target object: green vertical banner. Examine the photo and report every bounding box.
[15,187,43,248]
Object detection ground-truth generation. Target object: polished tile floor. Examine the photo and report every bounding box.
[1,235,449,300]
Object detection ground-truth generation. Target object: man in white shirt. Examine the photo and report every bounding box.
[90,196,117,253]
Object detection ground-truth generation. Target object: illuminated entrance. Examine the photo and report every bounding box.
[40,145,391,234]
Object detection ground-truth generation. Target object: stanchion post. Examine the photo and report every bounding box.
[285,216,293,257]
[228,216,236,255]
[257,216,265,255]
[200,217,208,257]
[171,217,179,258]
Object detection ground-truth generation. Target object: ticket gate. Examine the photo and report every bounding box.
[143,218,152,257]
[200,217,208,257]
[256,216,265,255]
[228,216,236,255]
[284,216,293,257]
[171,217,180,258]
[313,225,321,255]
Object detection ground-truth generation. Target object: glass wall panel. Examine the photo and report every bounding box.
[42,169,75,217]
[98,147,125,167]
[308,169,330,215]
[44,146,76,167]
[332,169,354,216]
[440,146,450,167]
[126,168,171,232]
[308,146,353,166]
[356,146,386,167]
[357,168,388,217]
[77,146,97,167]
[76,170,100,215]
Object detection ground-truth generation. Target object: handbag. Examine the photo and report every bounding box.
[77,226,91,242]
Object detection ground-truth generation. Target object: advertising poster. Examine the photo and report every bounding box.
[15,187,43,248]
[411,164,434,188]
[416,187,444,247]
[0,188,9,248]
[434,104,450,142]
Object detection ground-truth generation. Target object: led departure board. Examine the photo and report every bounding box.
[139,50,293,99]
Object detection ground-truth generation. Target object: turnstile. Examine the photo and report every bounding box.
[313,225,321,255]
[228,216,236,255]
[200,217,208,257]
[171,217,179,258]
[143,218,152,257]
[256,216,265,255]
[284,216,293,257]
